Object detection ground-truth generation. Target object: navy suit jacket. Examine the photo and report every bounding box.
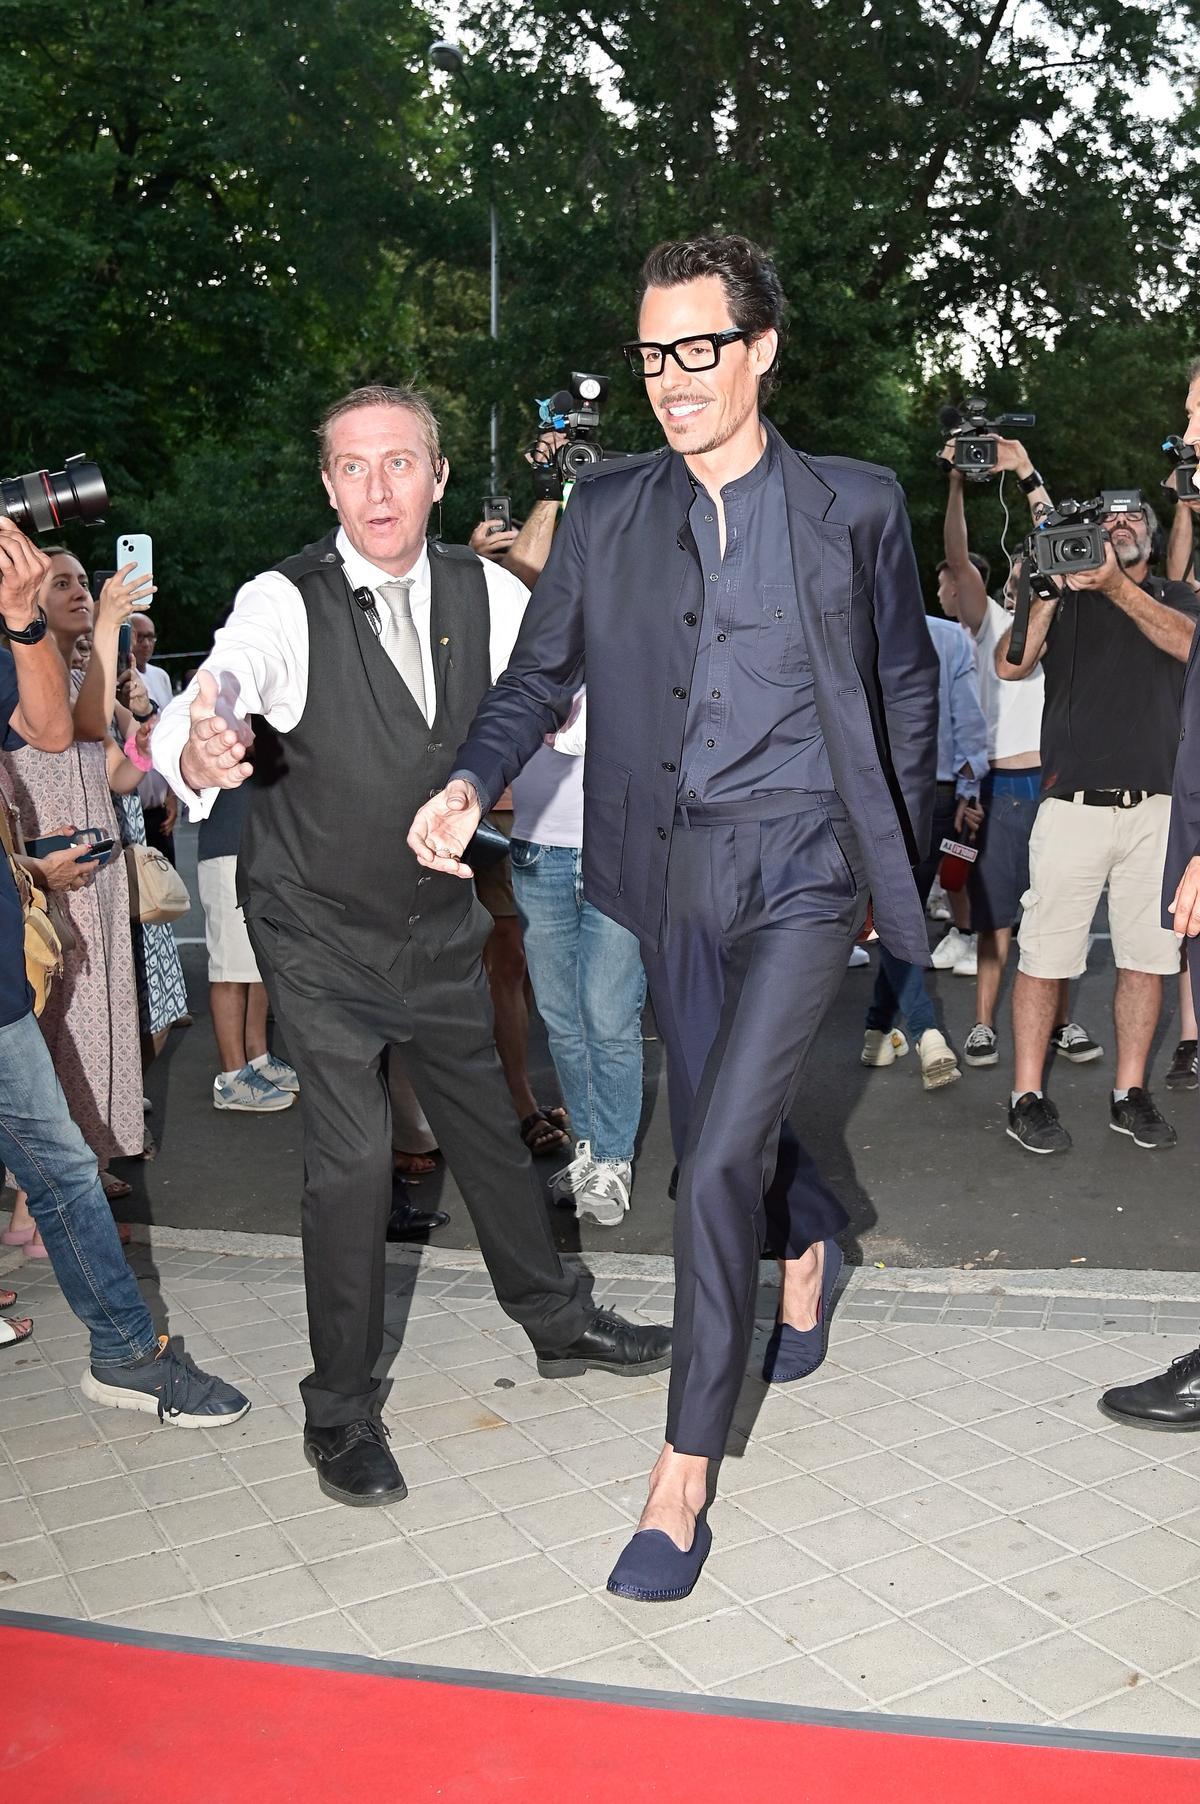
[455,419,939,961]
[1163,621,1200,924]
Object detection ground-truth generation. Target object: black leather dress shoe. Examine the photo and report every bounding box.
[303,1419,408,1505]
[535,1308,672,1379]
[386,1198,450,1241]
[1100,1347,1200,1431]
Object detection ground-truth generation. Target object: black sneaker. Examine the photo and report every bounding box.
[1110,1088,1176,1149]
[1049,1022,1104,1063]
[1007,1092,1072,1154]
[1165,1040,1199,1092]
[963,1023,999,1067]
[82,1336,251,1427]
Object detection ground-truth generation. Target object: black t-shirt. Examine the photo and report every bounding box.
[1040,575,1200,797]
[0,650,33,1027]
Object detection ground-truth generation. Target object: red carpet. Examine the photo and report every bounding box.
[5,1612,1199,1803]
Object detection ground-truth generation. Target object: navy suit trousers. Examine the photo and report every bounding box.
[641,794,866,1459]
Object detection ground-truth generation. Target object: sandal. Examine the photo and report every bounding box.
[100,1172,132,1202]
[1,1222,37,1246]
[393,1149,440,1177]
[0,1316,33,1349]
[0,1288,17,1310]
[520,1110,570,1158]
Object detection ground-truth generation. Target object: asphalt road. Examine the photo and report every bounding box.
[124,824,1200,1273]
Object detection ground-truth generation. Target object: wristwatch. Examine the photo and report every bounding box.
[1018,468,1044,494]
[1,606,48,644]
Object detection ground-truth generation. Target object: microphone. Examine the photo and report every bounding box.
[352,585,382,638]
[937,404,963,433]
[547,389,574,416]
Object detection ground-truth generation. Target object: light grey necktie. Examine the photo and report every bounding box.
[377,578,427,720]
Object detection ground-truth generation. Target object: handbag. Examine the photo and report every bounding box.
[0,793,64,1017]
[124,842,190,925]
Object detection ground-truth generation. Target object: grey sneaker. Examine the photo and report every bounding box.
[549,1140,594,1201]
[81,1336,251,1427]
[254,1053,299,1094]
[575,1159,632,1227]
[213,1065,294,1112]
[963,1023,998,1067]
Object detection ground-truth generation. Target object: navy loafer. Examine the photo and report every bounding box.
[606,1509,712,1603]
[762,1239,844,1384]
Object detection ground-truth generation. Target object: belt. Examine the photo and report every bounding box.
[1067,789,1148,809]
[674,790,841,827]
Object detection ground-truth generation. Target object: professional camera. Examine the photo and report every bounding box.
[939,399,1036,477]
[531,374,612,495]
[1163,434,1199,503]
[1,456,108,534]
[1004,489,1138,664]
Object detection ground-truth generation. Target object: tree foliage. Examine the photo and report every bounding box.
[2,0,1198,647]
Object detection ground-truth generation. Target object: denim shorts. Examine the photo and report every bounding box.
[967,771,1040,931]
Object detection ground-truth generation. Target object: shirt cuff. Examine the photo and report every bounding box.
[448,769,492,815]
[149,710,221,822]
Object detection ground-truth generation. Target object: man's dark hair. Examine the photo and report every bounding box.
[936,552,991,588]
[637,235,786,400]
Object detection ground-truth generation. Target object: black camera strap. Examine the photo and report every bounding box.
[1006,558,1034,666]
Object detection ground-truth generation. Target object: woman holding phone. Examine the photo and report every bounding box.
[0,550,153,1248]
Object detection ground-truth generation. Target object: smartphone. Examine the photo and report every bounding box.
[26,828,115,867]
[90,568,116,601]
[117,622,133,668]
[116,532,153,593]
[482,496,512,533]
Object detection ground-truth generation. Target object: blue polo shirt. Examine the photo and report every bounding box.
[0,649,34,1026]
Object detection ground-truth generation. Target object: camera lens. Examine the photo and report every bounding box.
[0,457,108,534]
[563,440,603,476]
[1059,537,1089,563]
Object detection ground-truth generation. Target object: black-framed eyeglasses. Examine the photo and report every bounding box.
[1102,506,1147,524]
[621,328,750,379]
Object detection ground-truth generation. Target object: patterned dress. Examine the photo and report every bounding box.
[2,735,144,1164]
[113,790,189,1036]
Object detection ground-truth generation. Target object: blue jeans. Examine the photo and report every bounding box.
[510,842,647,1163]
[866,785,959,1042]
[0,1009,157,1367]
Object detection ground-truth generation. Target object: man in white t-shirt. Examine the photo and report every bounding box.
[939,441,1101,1073]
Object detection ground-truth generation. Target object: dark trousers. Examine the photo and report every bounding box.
[141,805,176,867]
[641,795,865,1460]
[247,899,591,1427]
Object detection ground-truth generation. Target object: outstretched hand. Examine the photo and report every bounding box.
[407,779,481,877]
[178,669,255,792]
[1171,856,1200,938]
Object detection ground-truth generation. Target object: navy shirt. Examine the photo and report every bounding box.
[680,438,835,803]
[0,650,33,1026]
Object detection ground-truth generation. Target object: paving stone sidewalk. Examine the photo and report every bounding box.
[4,1239,1200,1738]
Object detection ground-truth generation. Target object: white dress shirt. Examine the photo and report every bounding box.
[137,662,175,810]
[152,528,535,819]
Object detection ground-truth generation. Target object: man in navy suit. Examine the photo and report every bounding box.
[410,234,938,1595]
[1103,359,1200,1431]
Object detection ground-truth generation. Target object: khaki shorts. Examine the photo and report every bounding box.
[473,810,517,920]
[1018,794,1180,979]
[197,856,261,985]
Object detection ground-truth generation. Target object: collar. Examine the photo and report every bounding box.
[335,527,430,601]
[668,417,835,522]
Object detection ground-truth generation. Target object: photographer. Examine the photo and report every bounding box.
[996,495,1199,1153]
[940,438,1100,1072]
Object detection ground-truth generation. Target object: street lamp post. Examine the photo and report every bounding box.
[429,39,501,493]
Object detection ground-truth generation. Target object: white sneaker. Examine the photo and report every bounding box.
[952,934,978,976]
[575,1159,632,1227]
[917,1028,961,1091]
[253,1053,299,1094]
[861,1028,910,1067]
[548,1140,594,1200]
[847,945,870,968]
[930,927,969,970]
[927,881,952,922]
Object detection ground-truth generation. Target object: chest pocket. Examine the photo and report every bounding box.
[757,584,812,680]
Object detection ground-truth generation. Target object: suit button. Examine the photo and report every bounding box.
[417,874,431,885]
[426,743,442,753]
[673,687,687,699]
[687,789,696,798]
[708,572,719,583]
[683,612,697,625]
[658,827,667,840]
[717,632,727,642]
[661,761,676,772]
[706,739,715,748]
[408,913,420,925]
[711,690,721,699]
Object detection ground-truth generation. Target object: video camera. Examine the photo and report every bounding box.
[1,456,108,534]
[1163,434,1199,503]
[530,373,611,497]
[1005,488,1140,664]
[939,399,1036,477]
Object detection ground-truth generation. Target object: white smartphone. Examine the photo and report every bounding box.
[116,532,153,595]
